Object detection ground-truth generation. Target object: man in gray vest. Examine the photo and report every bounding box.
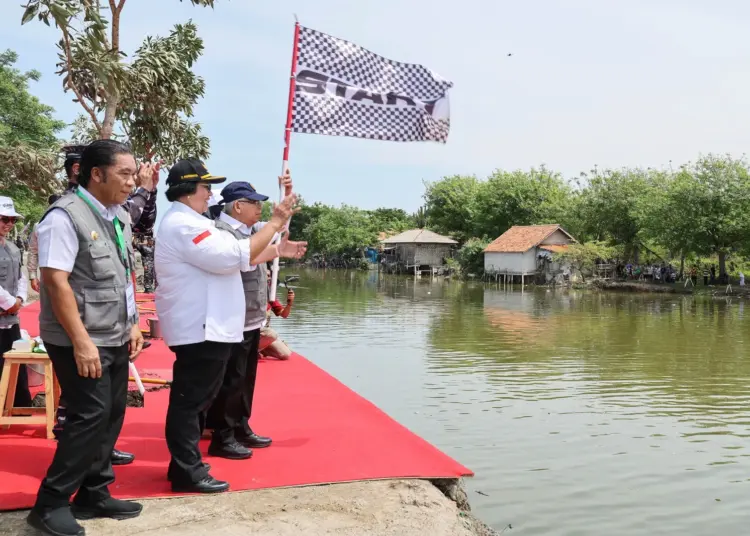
[204,179,307,459]
[28,140,145,536]
[0,196,31,408]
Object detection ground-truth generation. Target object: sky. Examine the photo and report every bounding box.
[5,0,750,221]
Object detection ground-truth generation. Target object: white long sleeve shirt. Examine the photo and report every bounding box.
[155,202,252,347]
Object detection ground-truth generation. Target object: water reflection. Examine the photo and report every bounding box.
[279,270,750,535]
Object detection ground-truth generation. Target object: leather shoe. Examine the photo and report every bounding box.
[72,497,142,520]
[111,449,135,466]
[236,431,272,449]
[143,340,152,349]
[208,439,253,460]
[172,475,229,494]
[27,506,85,536]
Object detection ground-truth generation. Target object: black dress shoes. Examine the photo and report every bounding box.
[236,430,272,449]
[172,475,229,494]
[27,506,85,536]
[142,340,152,349]
[207,439,253,460]
[72,497,143,521]
[111,449,135,466]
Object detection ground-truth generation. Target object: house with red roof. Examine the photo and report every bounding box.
[483,224,576,281]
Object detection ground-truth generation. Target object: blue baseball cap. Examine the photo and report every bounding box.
[219,181,269,204]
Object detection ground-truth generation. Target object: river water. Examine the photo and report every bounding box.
[276,268,750,535]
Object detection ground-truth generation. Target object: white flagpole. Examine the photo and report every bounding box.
[270,18,301,303]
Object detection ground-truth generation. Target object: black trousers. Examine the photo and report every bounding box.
[165,340,231,485]
[0,324,32,407]
[35,342,129,509]
[205,329,261,443]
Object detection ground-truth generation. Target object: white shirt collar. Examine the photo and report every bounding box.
[170,200,206,219]
[219,211,250,235]
[78,187,120,222]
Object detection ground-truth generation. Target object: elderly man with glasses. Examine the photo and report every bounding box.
[203,172,307,460]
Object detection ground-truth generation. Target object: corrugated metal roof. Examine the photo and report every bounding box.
[484,225,572,253]
[380,229,458,245]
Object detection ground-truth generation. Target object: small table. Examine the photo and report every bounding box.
[0,351,61,439]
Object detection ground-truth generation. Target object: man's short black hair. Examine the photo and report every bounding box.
[165,182,198,202]
[78,139,133,188]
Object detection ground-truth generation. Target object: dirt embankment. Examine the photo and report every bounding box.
[1,479,497,536]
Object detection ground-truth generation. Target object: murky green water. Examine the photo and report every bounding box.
[278,268,750,535]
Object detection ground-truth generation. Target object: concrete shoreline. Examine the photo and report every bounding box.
[2,479,496,536]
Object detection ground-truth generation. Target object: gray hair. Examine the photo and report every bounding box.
[223,201,236,216]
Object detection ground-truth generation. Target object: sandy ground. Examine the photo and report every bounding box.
[1,480,496,536]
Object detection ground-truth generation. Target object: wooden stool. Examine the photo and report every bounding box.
[0,351,60,439]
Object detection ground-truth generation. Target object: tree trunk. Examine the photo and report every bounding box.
[679,252,685,280]
[100,90,119,139]
[100,2,122,140]
[719,251,727,279]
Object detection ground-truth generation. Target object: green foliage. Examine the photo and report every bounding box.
[21,0,215,162]
[5,184,48,225]
[413,206,427,228]
[303,204,375,257]
[0,49,65,199]
[423,175,480,242]
[574,168,649,256]
[554,241,616,282]
[472,166,574,239]
[280,199,416,258]
[368,208,415,235]
[453,238,491,277]
[120,21,210,162]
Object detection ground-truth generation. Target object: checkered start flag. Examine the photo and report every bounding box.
[292,26,453,143]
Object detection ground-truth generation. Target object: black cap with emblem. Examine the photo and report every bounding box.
[166,159,226,186]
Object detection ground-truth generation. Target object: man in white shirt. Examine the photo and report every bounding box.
[155,159,299,494]
[0,196,30,408]
[203,178,306,460]
[28,140,145,536]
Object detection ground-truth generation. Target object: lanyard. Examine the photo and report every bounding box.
[75,189,130,277]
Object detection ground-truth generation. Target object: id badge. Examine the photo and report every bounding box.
[126,282,136,318]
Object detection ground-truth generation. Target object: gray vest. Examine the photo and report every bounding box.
[39,193,136,347]
[0,241,21,328]
[214,219,268,330]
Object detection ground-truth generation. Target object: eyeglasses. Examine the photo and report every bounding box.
[238,199,263,207]
[198,183,212,192]
[0,217,17,224]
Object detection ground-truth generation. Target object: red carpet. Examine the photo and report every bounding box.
[1,299,472,511]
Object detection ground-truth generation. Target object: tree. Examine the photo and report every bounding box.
[303,205,377,257]
[367,208,414,235]
[671,155,750,278]
[423,175,481,242]
[21,0,216,162]
[413,206,427,229]
[0,49,66,197]
[575,168,649,260]
[554,241,616,283]
[453,238,490,277]
[472,166,574,240]
[636,170,695,276]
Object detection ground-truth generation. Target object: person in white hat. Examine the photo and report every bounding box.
[0,196,31,408]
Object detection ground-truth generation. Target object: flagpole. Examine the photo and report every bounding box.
[270,18,301,302]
